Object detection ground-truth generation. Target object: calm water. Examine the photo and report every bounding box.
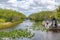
[1,20,60,40]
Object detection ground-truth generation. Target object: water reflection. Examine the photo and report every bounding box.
[0,20,33,31]
[0,20,60,40]
[30,30,60,40]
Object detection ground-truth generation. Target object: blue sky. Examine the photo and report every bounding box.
[0,0,60,16]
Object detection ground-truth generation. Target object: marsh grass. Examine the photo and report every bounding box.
[0,21,22,29]
[0,29,33,38]
[32,21,47,31]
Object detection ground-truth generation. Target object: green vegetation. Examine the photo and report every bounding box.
[29,6,60,30]
[28,6,60,21]
[0,9,26,29]
[0,29,33,38]
[29,11,53,21]
[32,22,47,31]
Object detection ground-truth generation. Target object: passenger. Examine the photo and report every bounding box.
[52,18,57,28]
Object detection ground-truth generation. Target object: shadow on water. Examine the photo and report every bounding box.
[48,29,60,33]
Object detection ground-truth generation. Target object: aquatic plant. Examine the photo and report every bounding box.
[0,29,33,38]
[32,22,47,31]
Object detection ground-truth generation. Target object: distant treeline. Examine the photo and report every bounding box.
[0,9,26,29]
[28,6,60,21]
[0,9,26,23]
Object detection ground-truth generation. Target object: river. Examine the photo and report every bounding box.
[1,20,60,40]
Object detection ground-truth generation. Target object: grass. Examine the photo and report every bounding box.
[0,21,22,29]
[32,21,47,31]
[32,25,47,31]
[0,29,33,38]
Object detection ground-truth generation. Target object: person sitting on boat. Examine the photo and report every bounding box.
[42,19,50,28]
[51,17,58,28]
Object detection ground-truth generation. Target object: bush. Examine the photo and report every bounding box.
[0,19,5,23]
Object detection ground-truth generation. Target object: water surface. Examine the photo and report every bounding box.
[1,20,60,40]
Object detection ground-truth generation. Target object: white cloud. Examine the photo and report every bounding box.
[8,0,16,3]
[0,0,60,16]
[6,0,58,10]
[47,5,56,10]
[17,1,30,10]
[7,0,17,7]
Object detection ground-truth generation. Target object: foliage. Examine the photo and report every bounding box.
[28,6,60,21]
[28,6,60,31]
[0,9,26,29]
[28,11,53,21]
[0,29,33,38]
[0,19,5,23]
[32,22,47,31]
[0,9,26,22]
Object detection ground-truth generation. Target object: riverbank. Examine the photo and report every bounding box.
[0,21,23,29]
[0,9,26,29]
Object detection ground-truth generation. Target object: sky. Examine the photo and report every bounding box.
[0,0,60,16]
